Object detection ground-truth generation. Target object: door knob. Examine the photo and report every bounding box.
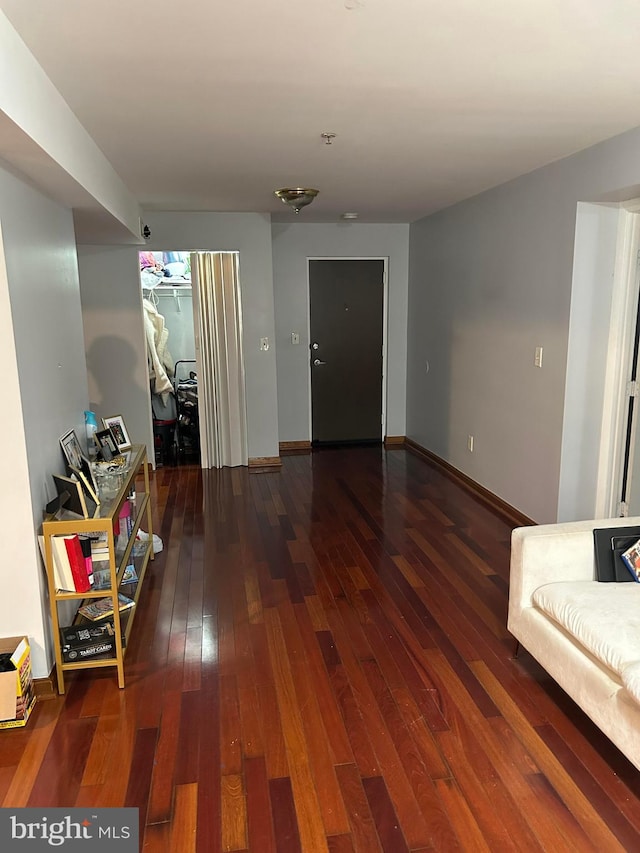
[311,342,320,350]
[313,358,326,366]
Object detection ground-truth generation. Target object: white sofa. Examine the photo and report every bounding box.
[508,516,640,772]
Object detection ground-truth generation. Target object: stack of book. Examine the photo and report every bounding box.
[49,534,94,592]
[87,531,109,561]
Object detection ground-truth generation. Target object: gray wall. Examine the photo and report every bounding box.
[408,124,640,524]
[79,212,279,462]
[272,222,410,442]
[78,245,152,457]
[150,289,195,369]
[0,163,90,677]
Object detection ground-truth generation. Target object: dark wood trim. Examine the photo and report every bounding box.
[279,441,312,455]
[34,673,57,701]
[384,435,405,447]
[404,437,535,528]
[248,456,282,472]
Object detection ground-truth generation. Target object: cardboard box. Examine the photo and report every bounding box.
[0,636,36,729]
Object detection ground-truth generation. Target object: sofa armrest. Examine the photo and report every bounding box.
[508,516,640,631]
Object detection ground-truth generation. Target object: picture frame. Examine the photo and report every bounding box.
[69,457,100,506]
[102,415,131,451]
[95,428,119,461]
[59,429,84,471]
[52,473,96,519]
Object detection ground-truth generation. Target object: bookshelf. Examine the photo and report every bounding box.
[41,444,154,693]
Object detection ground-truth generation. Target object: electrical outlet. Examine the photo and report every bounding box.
[467,435,474,452]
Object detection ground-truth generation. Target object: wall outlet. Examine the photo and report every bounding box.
[467,435,474,452]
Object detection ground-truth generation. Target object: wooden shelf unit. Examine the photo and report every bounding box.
[41,444,154,693]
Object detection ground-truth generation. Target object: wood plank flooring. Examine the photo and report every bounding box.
[3,447,640,851]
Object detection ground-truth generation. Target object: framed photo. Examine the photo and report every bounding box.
[102,415,131,451]
[52,473,96,519]
[69,456,100,506]
[95,428,119,461]
[59,429,84,471]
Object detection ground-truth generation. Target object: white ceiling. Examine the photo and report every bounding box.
[3,0,640,224]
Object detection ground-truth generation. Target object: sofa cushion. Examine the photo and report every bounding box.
[532,581,640,677]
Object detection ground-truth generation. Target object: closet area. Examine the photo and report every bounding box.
[140,250,200,466]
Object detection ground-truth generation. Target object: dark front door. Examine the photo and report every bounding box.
[309,259,384,444]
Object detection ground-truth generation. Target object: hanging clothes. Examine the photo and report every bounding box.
[143,298,174,402]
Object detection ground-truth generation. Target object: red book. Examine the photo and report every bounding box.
[78,535,94,588]
[63,535,90,593]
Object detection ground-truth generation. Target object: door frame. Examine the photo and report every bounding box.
[306,257,389,443]
[596,204,640,516]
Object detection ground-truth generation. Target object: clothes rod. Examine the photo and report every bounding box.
[143,287,192,297]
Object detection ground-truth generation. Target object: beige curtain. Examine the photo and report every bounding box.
[192,252,248,468]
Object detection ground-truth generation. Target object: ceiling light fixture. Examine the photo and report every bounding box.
[321,132,336,145]
[340,212,359,220]
[275,187,319,214]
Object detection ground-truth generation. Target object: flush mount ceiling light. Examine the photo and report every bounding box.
[275,187,319,214]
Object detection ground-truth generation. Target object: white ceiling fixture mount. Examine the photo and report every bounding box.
[275,188,319,214]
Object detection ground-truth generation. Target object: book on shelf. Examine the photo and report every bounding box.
[83,530,108,548]
[38,534,71,592]
[63,535,92,592]
[92,543,109,559]
[60,622,115,649]
[50,535,92,592]
[77,594,135,622]
[121,564,138,584]
[621,538,640,582]
[78,535,94,588]
[91,564,111,591]
[62,638,116,662]
[91,563,138,591]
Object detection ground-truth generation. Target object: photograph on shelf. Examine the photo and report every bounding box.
[59,429,84,471]
[102,415,131,451]
[69,456,100,506]
[94,428,119,461]
[51,473,95,519]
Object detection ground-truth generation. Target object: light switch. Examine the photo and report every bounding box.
[534,346,543,368]
[291,332,300,345]
[260,337,269,351]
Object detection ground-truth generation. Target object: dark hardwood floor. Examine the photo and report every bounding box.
[2,447,639,851]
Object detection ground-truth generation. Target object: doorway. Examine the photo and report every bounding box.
[617,250,640,516]
[593,204,640,518]
[139,249,248,470]
[308,258,386,445]
[140,250,199,465]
